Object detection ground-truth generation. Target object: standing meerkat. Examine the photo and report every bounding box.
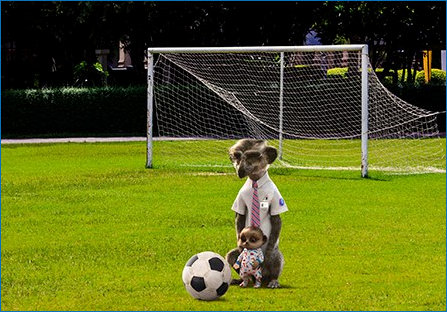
[226,139,287,288]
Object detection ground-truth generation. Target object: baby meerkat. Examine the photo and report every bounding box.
[233,226,267,288]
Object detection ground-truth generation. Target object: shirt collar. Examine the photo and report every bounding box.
[249,171,270,188]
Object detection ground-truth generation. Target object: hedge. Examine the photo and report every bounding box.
[373,68,445,114]
[415,68,446,86]
[325,67,445,129]
[1,87,147,138]
[375,68,446,87]
[327,67,349,78]
[2,77,445,138]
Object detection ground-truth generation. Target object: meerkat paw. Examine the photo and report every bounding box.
[267,279,280,288]
[254,281,262,288]
[239,281,248,288]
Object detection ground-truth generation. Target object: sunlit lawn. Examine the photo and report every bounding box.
[1,141,445,310]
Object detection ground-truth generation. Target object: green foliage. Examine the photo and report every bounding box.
[375,68,419,85]
[333,34,350,45]
[3,1,321,88]
[312,2,445,70]
[415,68,446,86]
[375,68,446,117]
[1,141,445,310]
[327,67,349,78]
[73,61,109,87]
[1,87,147,138]
[378,68,446,87]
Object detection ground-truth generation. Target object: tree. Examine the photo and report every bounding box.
[3,1,444,88]
[113,2,320,74]
[312,1,446,84]
[2,1,321,88]
[2,2,122,87]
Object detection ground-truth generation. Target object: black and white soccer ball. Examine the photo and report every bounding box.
[182,251,232,301]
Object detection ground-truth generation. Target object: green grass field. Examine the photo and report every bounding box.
[1,141,446,310]
[151,138,446,173]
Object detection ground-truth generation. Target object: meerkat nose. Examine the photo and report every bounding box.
[237,168,246,178]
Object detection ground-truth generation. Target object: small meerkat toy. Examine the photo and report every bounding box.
[233,226,267,288]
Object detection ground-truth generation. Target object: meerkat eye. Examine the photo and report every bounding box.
[241,235,247,242]
[250,237,257,243]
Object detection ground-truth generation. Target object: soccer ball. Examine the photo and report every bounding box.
[182,251,232,301]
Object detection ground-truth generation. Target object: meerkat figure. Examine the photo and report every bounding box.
[233,226,267,288]
[226,139,287,288]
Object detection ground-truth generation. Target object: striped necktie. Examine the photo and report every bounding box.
[251,181,260,227]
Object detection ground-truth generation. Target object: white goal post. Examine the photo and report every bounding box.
[146,45,444,176]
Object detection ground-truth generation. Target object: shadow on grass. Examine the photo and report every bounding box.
[270,167,390,182]
[229,283,296,290]
[155,165,391,182]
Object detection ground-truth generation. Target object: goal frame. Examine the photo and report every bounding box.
[146,45,370,177]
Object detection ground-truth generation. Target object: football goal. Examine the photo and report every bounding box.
[146,45,445,176]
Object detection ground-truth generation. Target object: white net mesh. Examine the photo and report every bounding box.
[152,48,445,173]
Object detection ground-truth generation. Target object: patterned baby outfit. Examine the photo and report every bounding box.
[235,247,264,287]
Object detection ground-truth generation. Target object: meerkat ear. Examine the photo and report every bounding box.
[230,150,242,161]
[263,235,268,243]
[263,147,278,164]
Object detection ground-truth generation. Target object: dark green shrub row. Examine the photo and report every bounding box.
[384,83,446,113]
[414,69,446,86]
[2,79,445,138]
[2,87,147,138]
[374,68,446,117]
[328,67,446,87]
[377,68,446,87]
[381,82,446,132]
[327,67,349,77]
[327,67,445,130]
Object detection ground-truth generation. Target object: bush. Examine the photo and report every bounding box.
[415,68,446,86]
[1,87,147,138]
[327,67,348,78]
[73,61,109,87]
[375,68,419,86]
[375,67,445,120]
[380,80,446,132]
[376,68,446,87]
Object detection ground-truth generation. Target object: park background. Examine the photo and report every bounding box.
[1,1,446,311]
[1,1,446,138]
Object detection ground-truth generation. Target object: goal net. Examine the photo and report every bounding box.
[147,45,445,175]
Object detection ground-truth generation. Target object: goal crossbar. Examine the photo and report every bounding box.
[147,44,367,54]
